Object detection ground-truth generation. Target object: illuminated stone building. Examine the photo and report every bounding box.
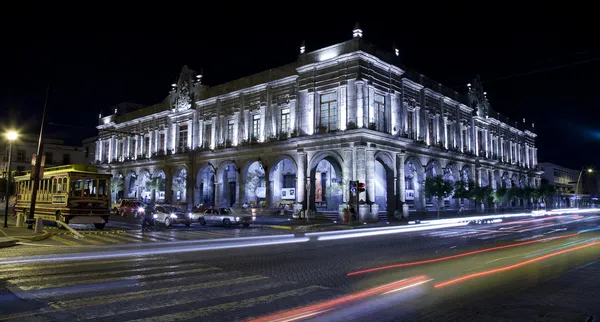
[96,25,541,221]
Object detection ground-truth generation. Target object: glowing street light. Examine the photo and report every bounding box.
[3,130,18,228]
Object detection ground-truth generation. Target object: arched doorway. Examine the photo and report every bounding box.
[405,157,425,211]
[270,157,297,210]
[309,157,343,212]
[150,170,166,203]
[172,168,187,203]
[244,161,266,208]
[374,156,394,217]
[195,165,215,207]
[111,172,125,203]
[125,171,137,198]
[137,169,151,202]
[217,162,238,207]
[425,160,443,210]
[444,163,459,209]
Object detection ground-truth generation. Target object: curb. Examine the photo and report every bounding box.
[266,225,294,230]
[10,231,51,241]
[0,240,18,248]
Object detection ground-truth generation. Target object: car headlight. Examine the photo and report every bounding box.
[153,214,158,219]
[252,216,256,221]
[170,213,177,218]
[188,212,193,218]
[235,217,240,221]
[138,207,144,212]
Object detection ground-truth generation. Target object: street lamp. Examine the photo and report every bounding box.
[4,130,18,228]
[575,167,593,209]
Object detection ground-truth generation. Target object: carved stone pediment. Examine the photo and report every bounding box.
[248,101,261,112]
[277,94,290,105]
[171,66,196,113]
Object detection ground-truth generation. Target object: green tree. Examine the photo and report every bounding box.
[537,179,556,209]
[245,168,265,202]
[469,185,494,212]
[424,175,454,218]
[172,173,187,202]
[145,177,166,203]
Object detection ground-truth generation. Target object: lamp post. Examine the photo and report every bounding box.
[575,168,593,208]
[4,131,18,228]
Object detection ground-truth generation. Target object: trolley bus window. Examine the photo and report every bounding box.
[84,179,97,197]
[99,179,108,197]
[70,179,83,197]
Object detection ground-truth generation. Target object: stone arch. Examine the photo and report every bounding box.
[268,155,298,208]
[519,174,527,188]
[444,163,459,182]
[374,152,395,216]
[241,158,266,180]
[308,151,344,212]
[460,165,472,182]
[172,165,188,204]
[425,160,443,178]
[216,160,239,208]
[493,170,501,190]
[511,173,519,187]
[243,159,267,208]
[137,168,152,201]
[502,172,511,188]
[404,155,425,210]
[195,163,216,207]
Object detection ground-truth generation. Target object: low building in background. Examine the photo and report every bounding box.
[539,162,598,208]
[82,136,98,165]
[1,135,86,177]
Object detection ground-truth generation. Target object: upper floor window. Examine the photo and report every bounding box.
[159,132,165,151]
[62,153,71,165]
[119,142,124,159]
[227,120,234,142]
[103,142,109,161]
[144,136,150,155]
[16,149,25,162]
[205,124,212,147]
[281,108,290,133]
[428,118,434,144]
[374,94,386,132]
[178,124,188,149]
[252,115,261,139]
[319,92,338,131]
[407,110,413,135]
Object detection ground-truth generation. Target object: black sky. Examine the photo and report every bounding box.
[1,4,598,170]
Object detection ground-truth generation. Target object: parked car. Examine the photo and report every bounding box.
[115,199,145,218]
[154,205,192,227]
[199,207,255,227]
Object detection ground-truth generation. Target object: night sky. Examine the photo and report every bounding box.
[1,4,597,170]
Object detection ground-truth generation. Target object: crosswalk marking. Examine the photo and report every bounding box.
[0,256,335,322]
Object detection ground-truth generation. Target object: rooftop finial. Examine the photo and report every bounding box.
[353,22,362,38]
[300,40,306,54]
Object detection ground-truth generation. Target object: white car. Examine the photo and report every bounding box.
[153,205,192,227]
[199,207,255,227]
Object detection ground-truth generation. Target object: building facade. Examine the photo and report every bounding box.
[1,136,86,177]
[82,136,98,165]
[539,162,579,208]
[95,26,541,221]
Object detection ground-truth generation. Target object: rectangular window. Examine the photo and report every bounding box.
[119,142,124,159]
[428,118,434,144]
[159,133,165,151]
[178,124,188,149]
[446,124,452,147]
[252,115,260,139]
[319,92,338,131]
[227,120,234,142]
[103,142,109,161]
[281,108,290,134]
[62,154,71,165]
[145,137,150,155]
[477,130,483,153]
[374,94,386,132]
[462,129,468,150]
[205,124,212,147]
[16,150,25,162]
[407,110,413,136]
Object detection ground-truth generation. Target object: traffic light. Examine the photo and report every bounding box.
[358,182,366,193]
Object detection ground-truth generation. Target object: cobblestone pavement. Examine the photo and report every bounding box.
[0,214,599,321]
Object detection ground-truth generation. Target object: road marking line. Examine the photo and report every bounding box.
[14,267,220,291]
[0,258,157,274]
[84,234,124,244]
[50,235,85,246]
[127,285,328,322]
[50,275,269,309]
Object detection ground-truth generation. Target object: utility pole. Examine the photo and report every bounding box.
[28,85,50,229]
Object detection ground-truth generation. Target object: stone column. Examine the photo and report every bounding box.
[164,167,173,204]
[296,151,307,211]
[238,174,246,209]
[366,148,375,204]
[342,147,353,204]
[491,168,497,190]
[264,165,271,210]
[214,179,220,207]
[355,145,367,197]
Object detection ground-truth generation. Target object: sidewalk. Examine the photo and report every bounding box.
[0,218,51,248]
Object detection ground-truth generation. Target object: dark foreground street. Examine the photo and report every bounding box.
[1,212,600,321]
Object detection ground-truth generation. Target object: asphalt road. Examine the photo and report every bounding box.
[1,212,600,321]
